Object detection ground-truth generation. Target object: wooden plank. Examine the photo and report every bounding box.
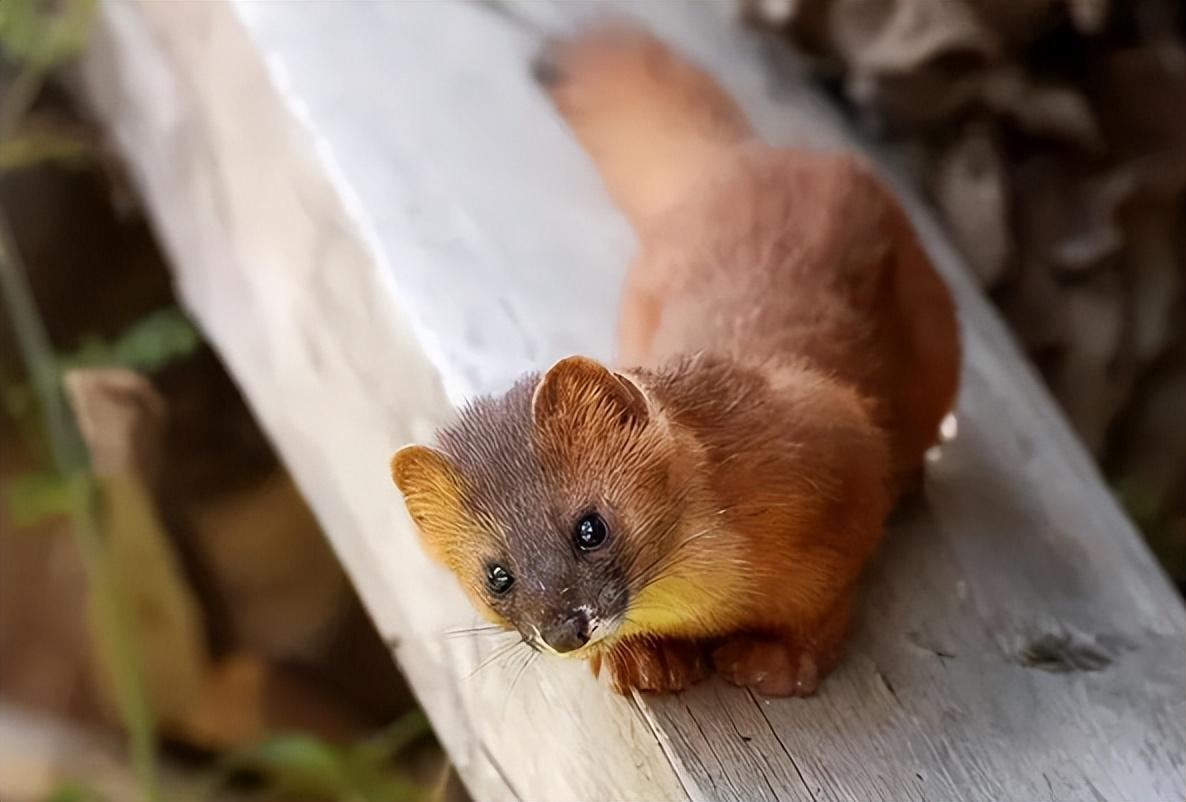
[79,1,1186,800]
[80,3,679,800]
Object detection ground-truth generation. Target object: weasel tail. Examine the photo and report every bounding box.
[535,26,752,226]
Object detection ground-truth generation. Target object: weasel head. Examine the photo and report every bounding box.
[391,355,701,656]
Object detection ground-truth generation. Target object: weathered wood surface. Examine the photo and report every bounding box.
[80,1,1186,800]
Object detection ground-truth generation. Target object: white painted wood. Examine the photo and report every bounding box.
[80,1,1186,800]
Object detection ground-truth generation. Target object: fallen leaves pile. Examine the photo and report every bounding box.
[747,0,1185,584]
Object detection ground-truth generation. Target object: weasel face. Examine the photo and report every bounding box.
[478,508,631,655]
[392,356,691,656]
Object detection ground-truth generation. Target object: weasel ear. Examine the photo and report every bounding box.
[390,444,466,564]
[532,355,649,428]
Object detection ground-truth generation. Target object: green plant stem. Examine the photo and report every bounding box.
[0,214,161,802]
[357,709,430,763]
[427,756,453,802]
[79,476,162,802]
[0,214,83,469]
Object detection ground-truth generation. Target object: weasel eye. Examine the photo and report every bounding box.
[575,512,609,551]
[486,563,514,595]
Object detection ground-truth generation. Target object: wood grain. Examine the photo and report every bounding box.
[80,1,1186,799]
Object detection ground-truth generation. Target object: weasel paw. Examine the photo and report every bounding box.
[712,635,826,697]
[597,638,708,695]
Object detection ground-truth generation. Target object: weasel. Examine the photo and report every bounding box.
[391,26,960,696]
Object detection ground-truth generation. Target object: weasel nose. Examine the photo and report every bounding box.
[541,610,590,653]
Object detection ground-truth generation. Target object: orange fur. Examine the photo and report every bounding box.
[392,25,960,697]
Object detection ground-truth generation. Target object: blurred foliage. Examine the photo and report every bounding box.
[1115,479,1186,586]
[1,306,201,530]
[64,307,203,372]
[2,465,87,528]
[1,2,163,799]
[0,122,88,169]
[42,781,109,802]
[219,710,431,802]
[2,306,201,433]
[0,0,94,70]
[1,236,162,802]
[0,0,95,172]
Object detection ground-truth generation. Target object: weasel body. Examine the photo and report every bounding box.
[392,27,959,696]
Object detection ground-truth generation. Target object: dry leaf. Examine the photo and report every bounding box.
[182,654,269,749]
[63,367,210,734]
[1122,202,1183,365]
[189,472,350,662]
[1068,0,1111,34]
[742,0,804,27]
[1012,158,1134,276]
[1049,273,1132,453]
[846,67,985,130]
[965,0,1062,46]
[0,509,94,722]
[981,66,1104,151]
[1107,351,1186,505]
[829,0,997,75]
[61,368,165,480]
[182,653,369,750]
[999,254,1068,359]
[1097,43,1186,158]
[84,471,210,734]
[1047,171,1133,274]
[828,0,998,127]
[743,0,836,67]
[932,124,1012,285]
